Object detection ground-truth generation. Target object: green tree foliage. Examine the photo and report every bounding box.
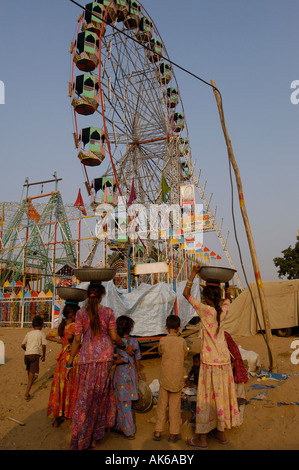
[273,236,299,279]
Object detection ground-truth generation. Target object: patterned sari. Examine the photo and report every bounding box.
[70,306,116,450]
[188,296,240,434]
[47,323,78,420]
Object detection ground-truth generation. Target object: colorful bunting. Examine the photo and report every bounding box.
[128,178,137,205]
[74,188,87,216]
[161,174,171,203]
[27,201,40,223]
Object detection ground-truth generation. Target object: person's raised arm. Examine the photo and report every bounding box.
[183,264,201,300]
[46,330,62,344]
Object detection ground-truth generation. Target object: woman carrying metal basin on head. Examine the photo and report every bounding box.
[183,265,240,450]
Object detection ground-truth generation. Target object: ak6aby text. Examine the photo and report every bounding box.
[105,454,195,466]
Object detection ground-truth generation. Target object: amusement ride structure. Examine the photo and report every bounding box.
[0,0,243,327]
[68,0,243,286]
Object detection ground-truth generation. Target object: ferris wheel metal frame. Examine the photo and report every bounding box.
[71,0,191,207]
[69,0,244,290]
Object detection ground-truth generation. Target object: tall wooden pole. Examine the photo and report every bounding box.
[211,79,277,371]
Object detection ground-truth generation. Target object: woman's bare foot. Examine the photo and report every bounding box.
[211,429,229,444]
[186,434,208,449]
[90,439,101,450]
[52,417,64,428]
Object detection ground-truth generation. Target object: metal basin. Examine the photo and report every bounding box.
[56,287,88,302]
[132,380,153,413]
[199,266,236,283]
[74,267,117,282]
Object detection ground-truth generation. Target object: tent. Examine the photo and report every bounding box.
[222,280,299,336]
[58,280,199,337]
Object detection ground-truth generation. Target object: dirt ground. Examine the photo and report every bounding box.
[1,325,299,451]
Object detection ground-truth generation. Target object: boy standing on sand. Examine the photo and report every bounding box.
[21,315,47,401]
[153,315,188,443]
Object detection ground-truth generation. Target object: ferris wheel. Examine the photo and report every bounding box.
[70,0,191,208]
[69,0,244,289]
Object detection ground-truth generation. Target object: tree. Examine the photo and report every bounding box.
[273,236,299,280]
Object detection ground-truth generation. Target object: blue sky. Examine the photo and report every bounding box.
[0,0,298,285]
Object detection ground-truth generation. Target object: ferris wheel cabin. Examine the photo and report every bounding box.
[147,38,162,63]
[97,0,118,23]
[115,0,129,22]
[74,31,100,72]
[157,62,172,85]
[166,87,179,108]
[78,127,106,166]
[136,16,152,42]
[179,137,189,155]
[82,2,106,36]
[173,112,185,133]
[71,74,100,115]
[124,0,141,29]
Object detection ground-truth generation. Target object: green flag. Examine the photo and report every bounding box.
[161,174,171,203]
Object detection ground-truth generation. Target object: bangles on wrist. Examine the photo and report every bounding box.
[120,343,128,351]
[186,281,193,288]
[66,363,73,369]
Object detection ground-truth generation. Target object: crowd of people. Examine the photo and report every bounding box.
[21,265,247,450]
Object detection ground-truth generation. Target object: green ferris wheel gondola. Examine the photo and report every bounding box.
[74,30,100,72]
[82,2,106,36]
[124,0,141,29]
[115,0,129,22]
[157,62,172,84]
[136,16,152,43]
[166,87,179,108]
[147,38,162,63]
[97,0,118,23]
[173,112,185,133]
[78,127,106,166]
[71,74,100,115]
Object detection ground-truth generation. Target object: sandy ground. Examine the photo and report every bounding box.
[1,325,299,452]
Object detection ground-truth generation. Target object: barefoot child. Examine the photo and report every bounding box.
[21,315,47,401]
[153,315,188,443]
[113,315,141,439]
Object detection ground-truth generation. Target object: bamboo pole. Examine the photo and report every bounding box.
[211,79,277,371]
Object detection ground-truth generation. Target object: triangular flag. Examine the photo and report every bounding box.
[0,204,4,228]
[74,189,87,216]
[161,174,170,203]
[128,178,137,205]
[27,201,40,223]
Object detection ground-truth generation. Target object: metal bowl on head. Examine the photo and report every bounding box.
[199,266,236,283]
[74,267,117,282]
[56,287,88,303]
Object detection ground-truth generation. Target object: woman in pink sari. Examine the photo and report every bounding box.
[66,282,134,450]
[47,302,80,427]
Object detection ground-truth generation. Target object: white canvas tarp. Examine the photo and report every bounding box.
[64,280,199,337]
[222,280,299,336]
